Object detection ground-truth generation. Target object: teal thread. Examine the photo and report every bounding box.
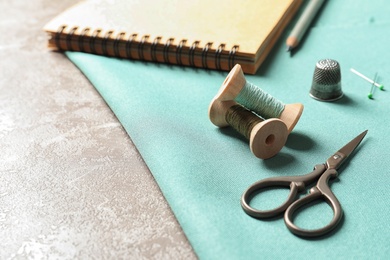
[235,82,285,119]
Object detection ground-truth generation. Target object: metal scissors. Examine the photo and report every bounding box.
[241,130,368,237]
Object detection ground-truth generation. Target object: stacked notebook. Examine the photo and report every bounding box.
[44,0,302,74]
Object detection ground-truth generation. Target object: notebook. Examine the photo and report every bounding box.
[44,0,302,74]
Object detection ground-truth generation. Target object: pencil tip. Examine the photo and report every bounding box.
[286,46,293,52]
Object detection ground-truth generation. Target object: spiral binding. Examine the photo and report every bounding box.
[138,35,149,61]
[102,30,114,56]
[66,26,78,50]
[189,41,200,67]
[89,29,102,54]
[151,37,161,62]
[229,45,239,70]
[163,38,174,64]
[175,39,187,66]
[114,32,125,57]
[55,25,66,50]
[215,44,225,71]
[202,42,212,69]
[126,34,137,59]
[79,27,90,52]
[55,25,239,71]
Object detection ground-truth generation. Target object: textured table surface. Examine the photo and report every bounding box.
[0,1,195,258]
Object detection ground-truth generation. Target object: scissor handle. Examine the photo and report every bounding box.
[284,168,343,237]
[241,164,326,218]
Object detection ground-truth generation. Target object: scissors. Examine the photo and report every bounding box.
[241,130,368,237]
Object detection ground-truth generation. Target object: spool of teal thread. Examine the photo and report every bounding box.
[210,64,304,133]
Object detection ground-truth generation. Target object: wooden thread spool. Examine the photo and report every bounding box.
[209,99,288,159]
[212,64,304,133]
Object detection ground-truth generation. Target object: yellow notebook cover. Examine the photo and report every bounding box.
[44,0,302,74]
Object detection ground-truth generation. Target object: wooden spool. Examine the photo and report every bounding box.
[208,99,288,159]
[211,64,303,133]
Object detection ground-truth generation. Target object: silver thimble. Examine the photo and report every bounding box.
[310,59,343,101]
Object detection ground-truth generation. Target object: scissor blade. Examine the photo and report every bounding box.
[327,130,368,170]
[338,130,368,157]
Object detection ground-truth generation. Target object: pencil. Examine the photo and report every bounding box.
[286,0,325,52]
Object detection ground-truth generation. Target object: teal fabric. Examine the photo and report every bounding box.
[66,0,390,258]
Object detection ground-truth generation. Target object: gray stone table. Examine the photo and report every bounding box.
[0,1,196,258]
